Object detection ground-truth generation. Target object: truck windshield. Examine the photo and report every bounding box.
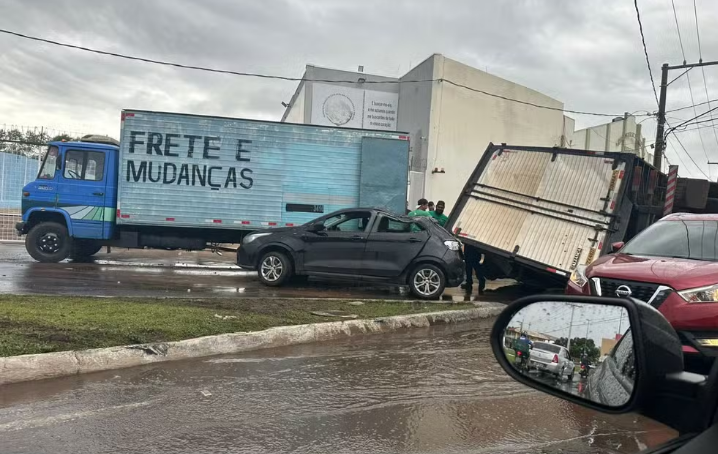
[37,146,59,180]
[622,220,718,261]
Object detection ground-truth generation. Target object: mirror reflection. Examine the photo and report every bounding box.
[501,301,634,407]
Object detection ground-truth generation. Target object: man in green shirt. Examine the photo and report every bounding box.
[431,200,449,226]
[408,198,432,218]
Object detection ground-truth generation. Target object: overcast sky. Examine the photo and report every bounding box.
[2,0,718,178]
[508,301,628,347]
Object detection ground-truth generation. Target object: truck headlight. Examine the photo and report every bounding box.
[679,284,718,303]
[570,265,588,288]
[243,232,271,244]
[444,240,461,251]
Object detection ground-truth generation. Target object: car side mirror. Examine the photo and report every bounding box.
[308,221,325,233]
[611,241,625,253]
[492,295,685,416]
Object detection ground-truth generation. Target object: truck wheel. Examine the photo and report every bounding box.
[409,264,446,300]
[70,240,103,261]
[25,222,71,263]
[258,251,293,286]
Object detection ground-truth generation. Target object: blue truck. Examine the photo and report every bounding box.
[16,110,410,263]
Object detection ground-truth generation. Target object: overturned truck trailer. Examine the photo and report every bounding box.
[446,143,667,286]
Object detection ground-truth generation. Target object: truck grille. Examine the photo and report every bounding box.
[598,278,660,302]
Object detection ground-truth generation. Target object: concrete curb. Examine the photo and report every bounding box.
[0,305,504,385]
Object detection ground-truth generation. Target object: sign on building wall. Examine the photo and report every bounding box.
[310,83,398,131]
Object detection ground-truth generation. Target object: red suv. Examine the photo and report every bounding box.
[566,213,718,366]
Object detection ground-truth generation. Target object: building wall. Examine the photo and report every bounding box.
[397,55,436,208]
[425,55,566,210]
[570,116,648,158]
[283,83,306,124]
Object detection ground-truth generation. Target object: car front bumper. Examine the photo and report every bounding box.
[236,242,260,270]
[442,250,465,287]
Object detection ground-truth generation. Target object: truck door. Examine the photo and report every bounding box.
[57,147,109,239]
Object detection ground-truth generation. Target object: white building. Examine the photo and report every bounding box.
[282,54,628,211]
[569,115,653,162]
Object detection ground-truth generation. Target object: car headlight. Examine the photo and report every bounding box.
[570,265,588,288]
[444,240,461,251]
[243,232,272,244]
[679,284,718,303]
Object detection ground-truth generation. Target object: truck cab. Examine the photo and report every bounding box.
[16,136,119,262]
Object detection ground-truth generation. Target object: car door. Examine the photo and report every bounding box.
[56,148,108,239]
[301,210,373,275]
[361,215,429,277]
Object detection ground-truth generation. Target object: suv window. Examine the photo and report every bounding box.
[622,220,718,261]
[63,150,105,181]
[611,330,636,381]
[322,212,371,232]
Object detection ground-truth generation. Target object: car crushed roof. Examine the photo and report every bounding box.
[661,213,718,222]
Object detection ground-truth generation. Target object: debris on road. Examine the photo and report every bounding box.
[214,314,238,320]
[127,343,169,356]
[347,301,365,306]
[200,390,212,397]
[310,310,359,319]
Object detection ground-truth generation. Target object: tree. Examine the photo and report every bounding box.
[552,337,599,362]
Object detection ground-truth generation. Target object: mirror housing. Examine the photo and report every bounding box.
[492,295,691,423]
[611,241,625,253]
[308,221,325,233]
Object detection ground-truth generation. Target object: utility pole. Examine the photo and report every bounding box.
[566,304,577,353]
[654,60,718,172]
[618,312,624,336]
[585,320,590,356]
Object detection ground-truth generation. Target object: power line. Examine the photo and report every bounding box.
[666,97,718,113]
[670,0,710,164]
[667,131,711,179]
[693,0,718,156]
[0,27,653,119]
[634,0,660,107]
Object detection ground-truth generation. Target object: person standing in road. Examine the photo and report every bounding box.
[461,244,486,295]
[428,201,435,212]
[408,199,432,217]
[430,200,449,227]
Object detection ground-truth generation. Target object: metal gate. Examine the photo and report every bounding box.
[0,152,40,242]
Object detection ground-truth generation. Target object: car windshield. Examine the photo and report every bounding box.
[622,220,718,261]
[533,342,561,353]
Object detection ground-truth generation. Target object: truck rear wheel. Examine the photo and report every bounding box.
[70,240,103,261]
[26,222,71,263]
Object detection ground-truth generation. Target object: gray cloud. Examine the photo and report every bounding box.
[1,0,717,178]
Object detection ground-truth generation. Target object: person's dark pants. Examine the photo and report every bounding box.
[465,260,486,292]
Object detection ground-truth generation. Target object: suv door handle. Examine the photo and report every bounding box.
[351,235,363,241]
[408,237,422,243]
[92,192,104,196]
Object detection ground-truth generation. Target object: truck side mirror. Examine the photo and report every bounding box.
[611,241,625,253]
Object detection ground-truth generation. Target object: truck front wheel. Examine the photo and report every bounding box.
[26,222,71,263]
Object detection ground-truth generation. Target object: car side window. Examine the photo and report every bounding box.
[375,216,424,233]
[323,212,371,232]
[611,330,635,381]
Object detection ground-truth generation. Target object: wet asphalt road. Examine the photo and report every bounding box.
[0,244,532,301]
[0,322,674,454]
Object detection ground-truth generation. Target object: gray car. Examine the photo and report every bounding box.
[530,342,575,380]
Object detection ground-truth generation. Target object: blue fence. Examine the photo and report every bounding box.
[0,152,39,209]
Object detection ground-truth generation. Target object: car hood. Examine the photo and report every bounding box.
[587,253,718,290]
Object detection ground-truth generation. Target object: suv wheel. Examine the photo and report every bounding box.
[409,264,446,300]
[258,251,293,286]
[26,222,71,263]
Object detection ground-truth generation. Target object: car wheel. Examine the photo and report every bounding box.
[258,251,293,286]
[25,222,71,263]
[409,264,446,300]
